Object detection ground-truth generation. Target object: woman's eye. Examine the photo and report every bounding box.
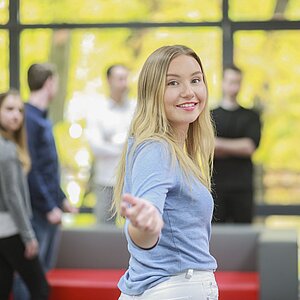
[192,78,201,84]
[167,80,178,86]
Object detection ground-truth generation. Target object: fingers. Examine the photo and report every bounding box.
[128,202,149,227]
[121,194,144,219]
[122,193,138,206]
[120,194,163,234]
[120,194,139,218]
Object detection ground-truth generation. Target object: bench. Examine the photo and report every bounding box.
[48,224,298,300]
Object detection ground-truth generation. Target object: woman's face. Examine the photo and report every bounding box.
[164,54,207,134]
[0,94,24,133]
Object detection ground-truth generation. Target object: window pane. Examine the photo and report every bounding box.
[229,0,276,21]
[285,0,300,20]
[21,27,221,103]
[67,27,222,104]
[234,30,300,205]
[0,30,8,91]
[0,0,8,24]
[20,0,222,24]
[230,0,300,21]
[21,27,222,209]
[20,29,52,99]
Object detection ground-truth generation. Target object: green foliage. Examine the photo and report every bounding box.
[67,27,222,104]
[20,0,148,23]
[17,0,300,211]
[0,30,8,91]
[285,0,300,20]
[20,0,222,24]
[150,0,222,22]
[229,0,276,21]
[235,30,300,172]
[229,0,300,21]
[0,0,8,24]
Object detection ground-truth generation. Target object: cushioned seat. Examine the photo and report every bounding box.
[47,269,124,300]
[47,269,259,300]
[49,225,298,300]
[215,272,259,300]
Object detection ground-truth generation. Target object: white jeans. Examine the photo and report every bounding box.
[119,270,218,300]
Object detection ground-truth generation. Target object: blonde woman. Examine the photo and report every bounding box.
[0,90,49,300]
[113,45,218,299]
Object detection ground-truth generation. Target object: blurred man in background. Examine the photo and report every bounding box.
[14,63,77,300]
[86,64,135,224]
[212,65,261,223]
[25,63,77,268]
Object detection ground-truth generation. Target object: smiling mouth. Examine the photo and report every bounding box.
[176,102,198,108]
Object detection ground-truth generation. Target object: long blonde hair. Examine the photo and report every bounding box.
[0,90,31,173]
[112,45,215,218]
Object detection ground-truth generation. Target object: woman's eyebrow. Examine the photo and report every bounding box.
[191,71,203,76]
[166,71,203,77]
[166,73,180,77]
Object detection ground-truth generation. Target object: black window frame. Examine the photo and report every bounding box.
[2,0,300,217]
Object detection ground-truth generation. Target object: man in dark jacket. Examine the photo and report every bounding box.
[25,63,77,269]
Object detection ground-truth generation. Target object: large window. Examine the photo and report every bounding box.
[4,0,300,222]
[19,26,222,208]
[234,30,300,205]
[20,27,222,101]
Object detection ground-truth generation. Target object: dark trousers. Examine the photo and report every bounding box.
[0,235,49,300]
[13,210,60,300]
[213,189,253,223]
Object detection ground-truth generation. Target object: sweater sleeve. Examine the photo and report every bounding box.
[123,140,175,251]
[129,141,174,214]
[26,119,62,212]
[0,145,36,244]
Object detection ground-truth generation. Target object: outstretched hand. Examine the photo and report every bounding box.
[121,193,163,236]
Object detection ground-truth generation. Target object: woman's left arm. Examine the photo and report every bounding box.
[123,141,173,249]
[121,193,163,249]
[0,151,36,244]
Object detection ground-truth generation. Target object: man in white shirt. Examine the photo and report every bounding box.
[86,65,135,224]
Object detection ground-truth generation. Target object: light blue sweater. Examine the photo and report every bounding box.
[118,138,217,296]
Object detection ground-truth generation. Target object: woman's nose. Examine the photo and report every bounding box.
[180,83,194,99]
[13,111,22,120]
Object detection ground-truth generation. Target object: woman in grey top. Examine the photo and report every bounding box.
[0,90,49,299]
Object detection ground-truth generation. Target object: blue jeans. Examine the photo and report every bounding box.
[13,210,61,300]
[31,210,61,271]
